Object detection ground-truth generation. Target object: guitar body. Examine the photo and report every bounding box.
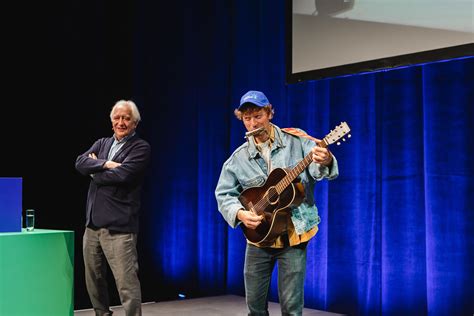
[238,168,305,246]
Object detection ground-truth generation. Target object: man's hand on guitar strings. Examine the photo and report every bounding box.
[237,209,264,229]
[311,146,333,166]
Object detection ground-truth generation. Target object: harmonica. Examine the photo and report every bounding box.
[245,127,266,138]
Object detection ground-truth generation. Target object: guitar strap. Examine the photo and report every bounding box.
[281,127,320,143]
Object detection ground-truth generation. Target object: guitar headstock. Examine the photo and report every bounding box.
[323,122,351,146]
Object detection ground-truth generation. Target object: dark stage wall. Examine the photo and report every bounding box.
[4,1,473,315]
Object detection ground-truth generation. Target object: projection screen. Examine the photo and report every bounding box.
[286,0,474,83]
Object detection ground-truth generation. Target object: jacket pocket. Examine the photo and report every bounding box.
[241,176,265,189]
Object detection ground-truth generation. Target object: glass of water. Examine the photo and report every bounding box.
[26,209,35,232]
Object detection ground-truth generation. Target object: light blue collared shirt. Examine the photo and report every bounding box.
[108,132,135,161]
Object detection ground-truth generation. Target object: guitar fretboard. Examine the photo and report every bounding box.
[275,138,328,194]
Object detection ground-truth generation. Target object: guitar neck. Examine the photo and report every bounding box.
[275,139,328,194]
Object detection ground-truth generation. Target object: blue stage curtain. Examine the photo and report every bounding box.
[136,1,474,314]
[276,60,473,316]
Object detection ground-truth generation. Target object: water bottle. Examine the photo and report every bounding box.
[26,209,35,232]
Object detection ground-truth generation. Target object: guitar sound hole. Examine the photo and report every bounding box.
[266,187,279,204]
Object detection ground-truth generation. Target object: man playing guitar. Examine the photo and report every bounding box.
[215,90,339,316]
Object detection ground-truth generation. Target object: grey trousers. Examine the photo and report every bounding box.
[83,227,142,316]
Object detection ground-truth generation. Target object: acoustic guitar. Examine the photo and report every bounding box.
[238,122,351,246]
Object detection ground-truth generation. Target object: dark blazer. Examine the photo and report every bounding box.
[75,134,151,233]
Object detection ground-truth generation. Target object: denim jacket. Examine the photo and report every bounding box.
[215,124,338,235]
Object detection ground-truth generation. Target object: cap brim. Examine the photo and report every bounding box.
[238,101,266,110]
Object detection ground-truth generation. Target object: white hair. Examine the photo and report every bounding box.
[110,100,141,123]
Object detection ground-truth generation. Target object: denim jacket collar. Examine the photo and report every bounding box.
[247,124,285,160]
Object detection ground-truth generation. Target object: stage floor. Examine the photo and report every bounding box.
[74,294,345,315]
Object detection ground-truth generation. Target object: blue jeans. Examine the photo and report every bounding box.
[244,241,308,316]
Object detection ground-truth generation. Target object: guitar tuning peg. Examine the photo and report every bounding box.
[342,138,346,142]
[337,141,341,146]
[348,134,351,138]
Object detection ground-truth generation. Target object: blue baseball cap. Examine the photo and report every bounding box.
[238,90,270,109]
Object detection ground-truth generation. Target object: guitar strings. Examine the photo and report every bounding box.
[251,173,293,213]
[251,154,313,214]
[249,126,348,215]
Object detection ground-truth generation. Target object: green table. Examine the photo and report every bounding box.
[0,229,74,316]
